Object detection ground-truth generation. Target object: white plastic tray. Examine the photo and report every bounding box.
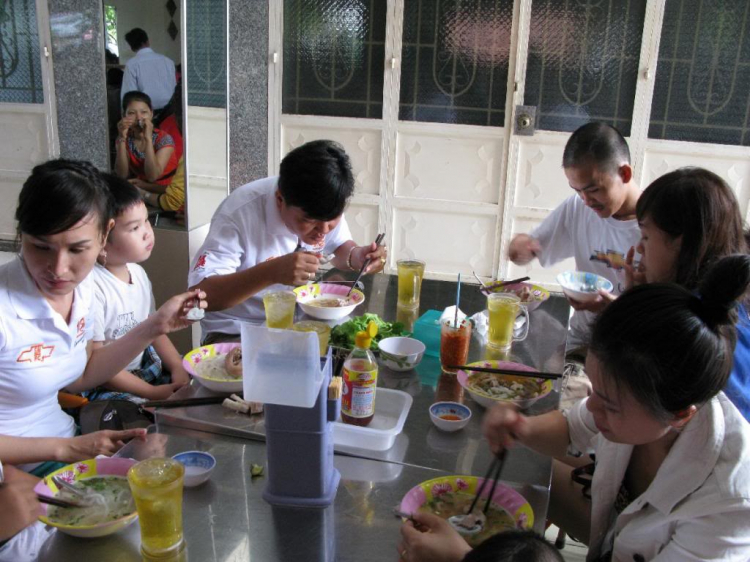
[333,388,413,452]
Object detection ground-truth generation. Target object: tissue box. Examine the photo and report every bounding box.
[413,310,442,357]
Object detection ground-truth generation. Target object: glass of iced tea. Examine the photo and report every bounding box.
[440,320,472,374]
[263,290,297,329]
[487,293,529,350]
[128,458,185,558]
[292,320,332,355]
[396,305,420,332]
[397,259,426,310]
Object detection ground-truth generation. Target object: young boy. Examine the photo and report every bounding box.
[508,122,641,406]
[83,174,190,402]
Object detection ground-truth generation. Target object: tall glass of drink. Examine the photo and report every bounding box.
[397,260,426,310]
[128,458,185,559]
[487,293,529,350]
[440,320,472,374]
[263,290,297,329]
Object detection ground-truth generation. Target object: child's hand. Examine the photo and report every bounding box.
[398,512,471,562]
[146,382,185,401]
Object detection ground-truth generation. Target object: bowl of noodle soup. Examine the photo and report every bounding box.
[183,342,243,393]
[293,283,366,320]
[35,457,138,538]
[399,475,534,547]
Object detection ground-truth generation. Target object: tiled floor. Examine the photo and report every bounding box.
[544,525,588,561]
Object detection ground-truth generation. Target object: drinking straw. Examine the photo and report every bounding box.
[454,273,461,328]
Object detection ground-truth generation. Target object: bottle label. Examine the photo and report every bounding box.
[342,364,377,418]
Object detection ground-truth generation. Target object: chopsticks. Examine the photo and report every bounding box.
[446,365,562,380]
[142,396,229,408]
[466,449,508,516]
[347,233,385,297]
[36,493,85,509]
[481,276,531,293]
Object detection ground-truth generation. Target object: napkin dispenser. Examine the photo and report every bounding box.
[242,324,340,508]
[412,309,442,357]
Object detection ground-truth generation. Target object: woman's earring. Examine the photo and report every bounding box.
[99,249,107,267]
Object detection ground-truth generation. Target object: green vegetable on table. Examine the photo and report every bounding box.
[330,313,410,351]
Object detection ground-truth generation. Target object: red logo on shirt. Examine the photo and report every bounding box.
[17,344,55,363]
[76,318,86,339]
[193,253,208,271]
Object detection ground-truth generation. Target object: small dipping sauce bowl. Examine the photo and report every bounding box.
[429,402,472,432]
[172,451,217,487]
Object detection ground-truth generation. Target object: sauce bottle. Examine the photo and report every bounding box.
[341,321,378,427]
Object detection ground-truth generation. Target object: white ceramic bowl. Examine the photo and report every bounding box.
[183,343,243,393]
[294,283,366,320]
[556,270,613,303]
[429,402,471,432]
[172,451,216,487]
[378,337,426,371]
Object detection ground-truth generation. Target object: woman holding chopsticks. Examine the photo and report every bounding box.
[400,255,750,562]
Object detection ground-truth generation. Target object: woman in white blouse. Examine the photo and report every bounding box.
[0,159,205,477]
[399,255,750,562]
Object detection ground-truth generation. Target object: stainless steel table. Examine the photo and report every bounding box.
[155,274,569,489]
[38,426,552,562]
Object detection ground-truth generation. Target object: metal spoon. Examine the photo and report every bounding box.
[51,476,94,506]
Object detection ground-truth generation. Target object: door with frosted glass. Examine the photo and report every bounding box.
[275,1,648,281]
[278,0,517,280]
[0,0,57,239]
[503,0,647,283]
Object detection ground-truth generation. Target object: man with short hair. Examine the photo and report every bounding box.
[121,28,176,111]
[188,140,387,344]
[508,122,641,406]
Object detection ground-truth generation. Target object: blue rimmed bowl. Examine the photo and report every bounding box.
[556,271,613,303]
[429,402,472,432]
[172,451,217,487]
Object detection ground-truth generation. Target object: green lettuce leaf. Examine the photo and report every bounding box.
[330,313,410,351]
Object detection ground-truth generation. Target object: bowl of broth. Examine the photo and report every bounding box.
[35,457,138,538]
[399,475,534,547]
[457,360,554,410]
[294,282,366,320]
[183,342,243,393]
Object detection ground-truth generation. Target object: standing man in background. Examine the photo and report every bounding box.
[121,28,176,113]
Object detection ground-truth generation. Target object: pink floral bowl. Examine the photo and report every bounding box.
[35,457,138,538]
[293,282,366,320]
[399,475,534,545]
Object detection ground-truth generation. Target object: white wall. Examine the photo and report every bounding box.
[107,0,181,64]
[186,105,227,228]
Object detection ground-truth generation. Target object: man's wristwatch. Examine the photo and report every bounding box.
[0,458,5,485]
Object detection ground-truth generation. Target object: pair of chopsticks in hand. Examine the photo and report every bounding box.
[466,449,509,517]
[347,233,386,297]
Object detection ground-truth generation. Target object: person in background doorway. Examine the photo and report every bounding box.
[121,27,176,113]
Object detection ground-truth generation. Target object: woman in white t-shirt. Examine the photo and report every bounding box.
[399,256,750,562]
[0,159,205,476]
